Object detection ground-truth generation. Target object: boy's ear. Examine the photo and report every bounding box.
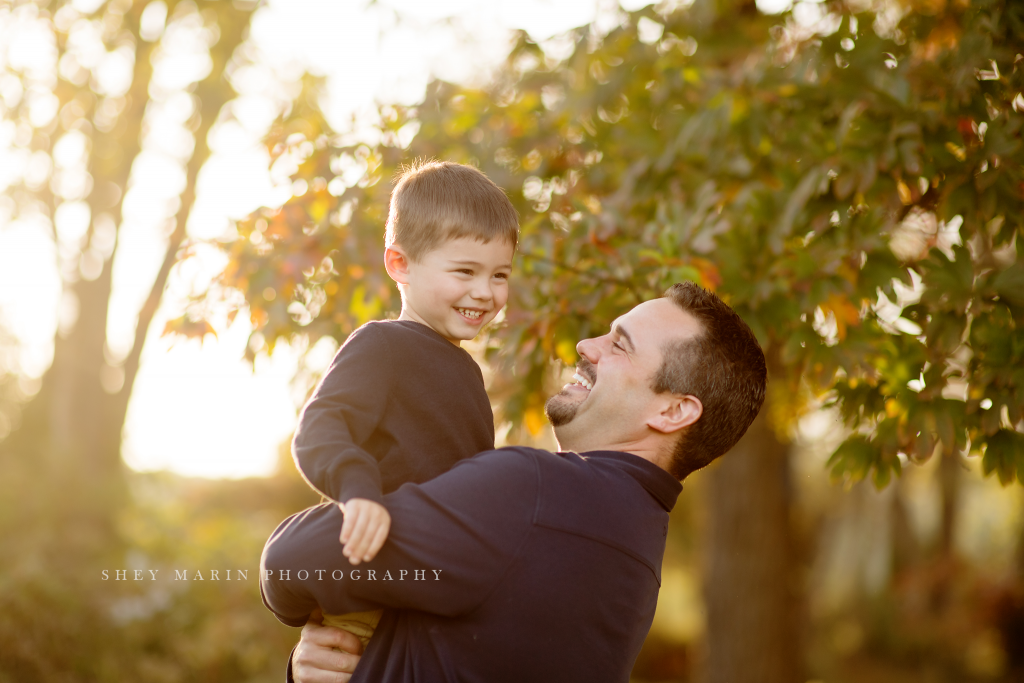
[384,246,411,285]
[647,394,702,436]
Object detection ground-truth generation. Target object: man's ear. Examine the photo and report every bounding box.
[648,394,703,435]
[384,246,411,285]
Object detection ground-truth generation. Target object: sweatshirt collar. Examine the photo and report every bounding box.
[577,450,683,512]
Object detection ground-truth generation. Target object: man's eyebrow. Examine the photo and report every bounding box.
[610,320,635,353]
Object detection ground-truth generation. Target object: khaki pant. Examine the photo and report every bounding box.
[322,609,382,649]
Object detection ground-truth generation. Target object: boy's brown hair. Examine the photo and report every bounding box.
[385,160,519,262]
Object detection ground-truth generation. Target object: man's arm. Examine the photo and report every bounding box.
[260,448,539,625]
[293,324,392,505]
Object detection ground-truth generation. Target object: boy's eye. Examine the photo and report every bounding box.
[494,272,509,280]
[455,269,473,275]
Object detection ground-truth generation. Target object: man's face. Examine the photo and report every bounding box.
[545,298,704,450]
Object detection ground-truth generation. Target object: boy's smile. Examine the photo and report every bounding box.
[386,236,514,346]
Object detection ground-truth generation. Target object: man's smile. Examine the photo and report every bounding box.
[570,372,593,391]
[566,360,596,394]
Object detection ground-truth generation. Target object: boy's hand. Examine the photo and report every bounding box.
[338,498,391,565]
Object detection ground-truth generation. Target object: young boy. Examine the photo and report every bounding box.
[290,160,518,645]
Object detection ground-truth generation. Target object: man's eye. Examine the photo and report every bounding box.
[612,342,623,351]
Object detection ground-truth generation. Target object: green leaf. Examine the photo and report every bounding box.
[993,265,1024,307]
[827,435,881,483]
[983,429,1024,486]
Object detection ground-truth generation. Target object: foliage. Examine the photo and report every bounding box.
[0,457,320,683]
[195,0,1024,486]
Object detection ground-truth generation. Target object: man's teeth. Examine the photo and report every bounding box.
[457,308,483,319]
[572,373,593,390]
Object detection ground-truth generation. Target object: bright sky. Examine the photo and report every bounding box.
[1,0,665,479]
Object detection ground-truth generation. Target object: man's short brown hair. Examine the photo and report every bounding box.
[385,160,519,261]
[653,282,767,479]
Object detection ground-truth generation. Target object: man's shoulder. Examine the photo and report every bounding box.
[443,447,606,491]
[458,446,549,471]
[431,447,549,491]
[460,447,603,476]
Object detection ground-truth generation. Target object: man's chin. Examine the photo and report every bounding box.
[544,391,581,427]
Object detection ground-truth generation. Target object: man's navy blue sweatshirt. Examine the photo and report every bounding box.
[260,446,683,683]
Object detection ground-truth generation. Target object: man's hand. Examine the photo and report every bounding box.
[292,609,363,683]
[339,498,391,565]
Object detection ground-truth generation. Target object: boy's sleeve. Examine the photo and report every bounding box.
[293,324,393,505]
[260,449,539,626]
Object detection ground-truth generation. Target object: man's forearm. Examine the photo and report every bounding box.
[260,507,322,627]
[261,450,537,624]
[261,499,454,623]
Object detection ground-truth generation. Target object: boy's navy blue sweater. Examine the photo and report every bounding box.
[292,319,494,505]
[261,447,683,683]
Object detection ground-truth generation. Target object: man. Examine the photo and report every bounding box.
[261,282,767,682]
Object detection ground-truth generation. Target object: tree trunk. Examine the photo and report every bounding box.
[702,407,800,683]
[937,444,959,561]
[0,1,256,545]
[0,3,157,544]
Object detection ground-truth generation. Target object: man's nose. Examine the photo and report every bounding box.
[576,337,599,362]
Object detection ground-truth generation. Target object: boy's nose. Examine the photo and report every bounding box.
[470,281,494,301]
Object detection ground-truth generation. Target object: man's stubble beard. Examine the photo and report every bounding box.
[545,357,596,428]
[544,390,581,427]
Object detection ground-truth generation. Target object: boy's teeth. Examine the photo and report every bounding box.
[572,373,593,390]
[457,308,483,319]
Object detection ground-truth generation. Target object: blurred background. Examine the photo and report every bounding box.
[0,0,1022,681]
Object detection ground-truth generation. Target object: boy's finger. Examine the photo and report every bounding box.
[350,516,382,563]
[340,507,358,545]
[344,514,372,563]
[364,523,389,562]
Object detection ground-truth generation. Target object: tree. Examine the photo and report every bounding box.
[0,0,256,533]
[0,1,260,678]
[189,0,1023,679]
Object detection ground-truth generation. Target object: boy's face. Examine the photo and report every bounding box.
[391,236,514,345]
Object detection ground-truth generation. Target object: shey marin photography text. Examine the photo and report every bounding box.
[101,568,444,581]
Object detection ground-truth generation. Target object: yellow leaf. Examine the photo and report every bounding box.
[885,398,900,418]
[837,261,859,285]
[524,407,547,436]
[821,293,861,340]
[683,68,700,84]
[945,141,966,161]
[310,198,330,224]
[556,339,577,366]
[777,84,798,97]
[729,97,749,124]
[896,179,913,205]
[350,285,382,325]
